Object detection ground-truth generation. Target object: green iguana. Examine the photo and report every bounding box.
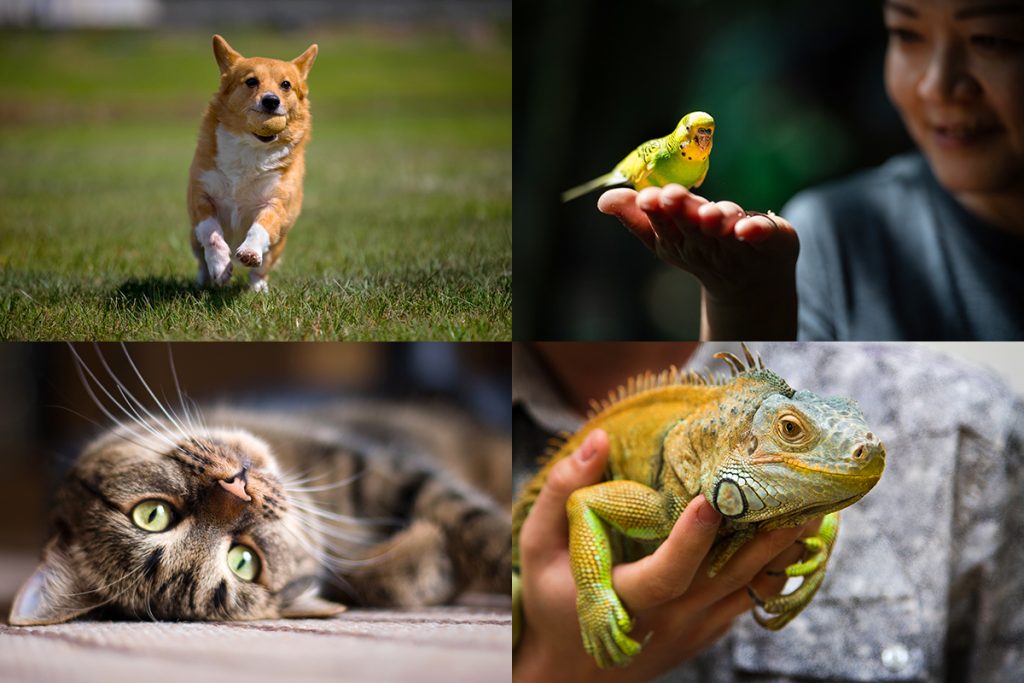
[512,346,885,669]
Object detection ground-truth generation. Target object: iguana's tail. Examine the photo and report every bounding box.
[561,171,627,202]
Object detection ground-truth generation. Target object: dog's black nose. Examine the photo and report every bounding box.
[261,94,280,112]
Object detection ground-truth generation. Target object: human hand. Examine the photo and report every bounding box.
[513,429,820,683]
[598,185,799,339]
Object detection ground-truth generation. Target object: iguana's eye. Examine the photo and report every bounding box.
[777,415,804,440]
[131,500,175,532]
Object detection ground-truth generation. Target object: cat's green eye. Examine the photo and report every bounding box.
[227,543,260,582]
[131,500,174,532]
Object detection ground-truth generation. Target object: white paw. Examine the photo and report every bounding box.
[236,247,262,268]
[249,272,269,293]
[237,223,270,268]
[196,218,232,287]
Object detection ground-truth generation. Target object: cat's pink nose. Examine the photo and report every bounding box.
[219,475,251,502]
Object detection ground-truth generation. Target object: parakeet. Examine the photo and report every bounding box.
[562,111,715,202]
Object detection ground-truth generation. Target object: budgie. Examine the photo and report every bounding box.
[562,111,715,202]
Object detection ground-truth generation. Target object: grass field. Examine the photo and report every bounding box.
[0,27,511,340]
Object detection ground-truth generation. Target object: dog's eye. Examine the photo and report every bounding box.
[280,80,291,91]
[245,77,259,88]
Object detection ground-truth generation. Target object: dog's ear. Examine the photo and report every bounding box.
[213,35,243,75]
[292,44,318,79]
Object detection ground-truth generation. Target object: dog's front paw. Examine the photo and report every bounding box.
[236,247,263,268]
[212,260,233,286]
[200,227,233,287]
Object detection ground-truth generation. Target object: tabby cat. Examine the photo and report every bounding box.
[9,359,511,625]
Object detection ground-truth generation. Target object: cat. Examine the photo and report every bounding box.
[8,351,512,625]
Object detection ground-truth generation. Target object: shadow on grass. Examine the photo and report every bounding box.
[111,277,244,310]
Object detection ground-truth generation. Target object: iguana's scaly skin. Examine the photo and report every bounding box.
[512,347,885,669]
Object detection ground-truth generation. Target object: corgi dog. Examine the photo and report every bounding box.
[188,35,317,291]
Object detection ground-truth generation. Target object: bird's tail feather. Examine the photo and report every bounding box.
[561,171,626,202]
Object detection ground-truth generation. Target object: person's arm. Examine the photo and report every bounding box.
[598,185,798,340]
[514,429,818,683]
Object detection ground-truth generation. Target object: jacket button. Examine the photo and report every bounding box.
[881,643,910,671]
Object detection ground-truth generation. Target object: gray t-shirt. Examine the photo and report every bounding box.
[513,342,1024,683]
[784,153,1024,341]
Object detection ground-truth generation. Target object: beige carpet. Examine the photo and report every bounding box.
[0,554,511,683]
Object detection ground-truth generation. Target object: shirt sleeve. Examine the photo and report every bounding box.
[781,190,840,341]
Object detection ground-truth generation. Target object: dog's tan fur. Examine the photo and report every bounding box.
[187,35,317,291]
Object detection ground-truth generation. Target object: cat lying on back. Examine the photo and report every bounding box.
[10,399,511,625]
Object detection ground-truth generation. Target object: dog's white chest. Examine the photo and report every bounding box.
[200,126,290,235]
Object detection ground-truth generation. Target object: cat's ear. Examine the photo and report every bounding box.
[9,541,101,626]
[279,589,347,619]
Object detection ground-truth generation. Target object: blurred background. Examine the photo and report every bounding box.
[0,342,510,576]
[515,0,912,340]
[0,0,512,340]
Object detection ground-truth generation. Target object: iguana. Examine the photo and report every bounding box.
[511,345,885,669]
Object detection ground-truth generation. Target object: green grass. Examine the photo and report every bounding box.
[0,27,511,340]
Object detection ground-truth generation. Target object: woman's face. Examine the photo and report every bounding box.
[884,0,1024,197]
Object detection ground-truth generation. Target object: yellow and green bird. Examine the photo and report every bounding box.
[562,111,715,202]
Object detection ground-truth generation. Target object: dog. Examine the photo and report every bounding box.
[188,35,317,291]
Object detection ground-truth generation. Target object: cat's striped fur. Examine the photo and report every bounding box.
[10,360,510,625]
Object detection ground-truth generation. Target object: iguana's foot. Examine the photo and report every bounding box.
[578,586,643,668]
[747,511,839,630]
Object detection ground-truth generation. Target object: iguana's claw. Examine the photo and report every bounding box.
[578,588,642,668]
[747,511,840,630]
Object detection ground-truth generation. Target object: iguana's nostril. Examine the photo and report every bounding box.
[852,445,864,460]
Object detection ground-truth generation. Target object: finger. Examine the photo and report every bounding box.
[614,496,722,612]
[734,211,796,248]
[696,201,732,238]
[597,188,656,251]
[686,524,808,611]
[518,430,610,565]
[637,187,685,248]
[711,201,746,235]
[658,184,707,238]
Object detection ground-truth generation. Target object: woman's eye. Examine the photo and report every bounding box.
[227,544,261,582]
[971,35,1023,53]
[887,27,923,44]
[131,500,174,532]
[245,77,259,88]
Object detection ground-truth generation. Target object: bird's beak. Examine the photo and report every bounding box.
[695,128,713,150]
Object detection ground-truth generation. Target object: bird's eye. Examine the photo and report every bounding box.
[227,543,261,582]
[245,77,259,88]
[280,80,291,91]
[131,500,175,533]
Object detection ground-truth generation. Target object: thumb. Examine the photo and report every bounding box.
[598,188,656,251]
[519,429,610,565]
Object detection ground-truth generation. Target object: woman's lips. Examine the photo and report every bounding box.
[928,121,1002,149]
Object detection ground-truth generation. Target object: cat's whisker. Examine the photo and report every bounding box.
[292,515,377,546]
[287,499,401,528]
[70,345,181,453]
[282,471,363,493]
[114,343,194,444]
[165,346,206,437]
